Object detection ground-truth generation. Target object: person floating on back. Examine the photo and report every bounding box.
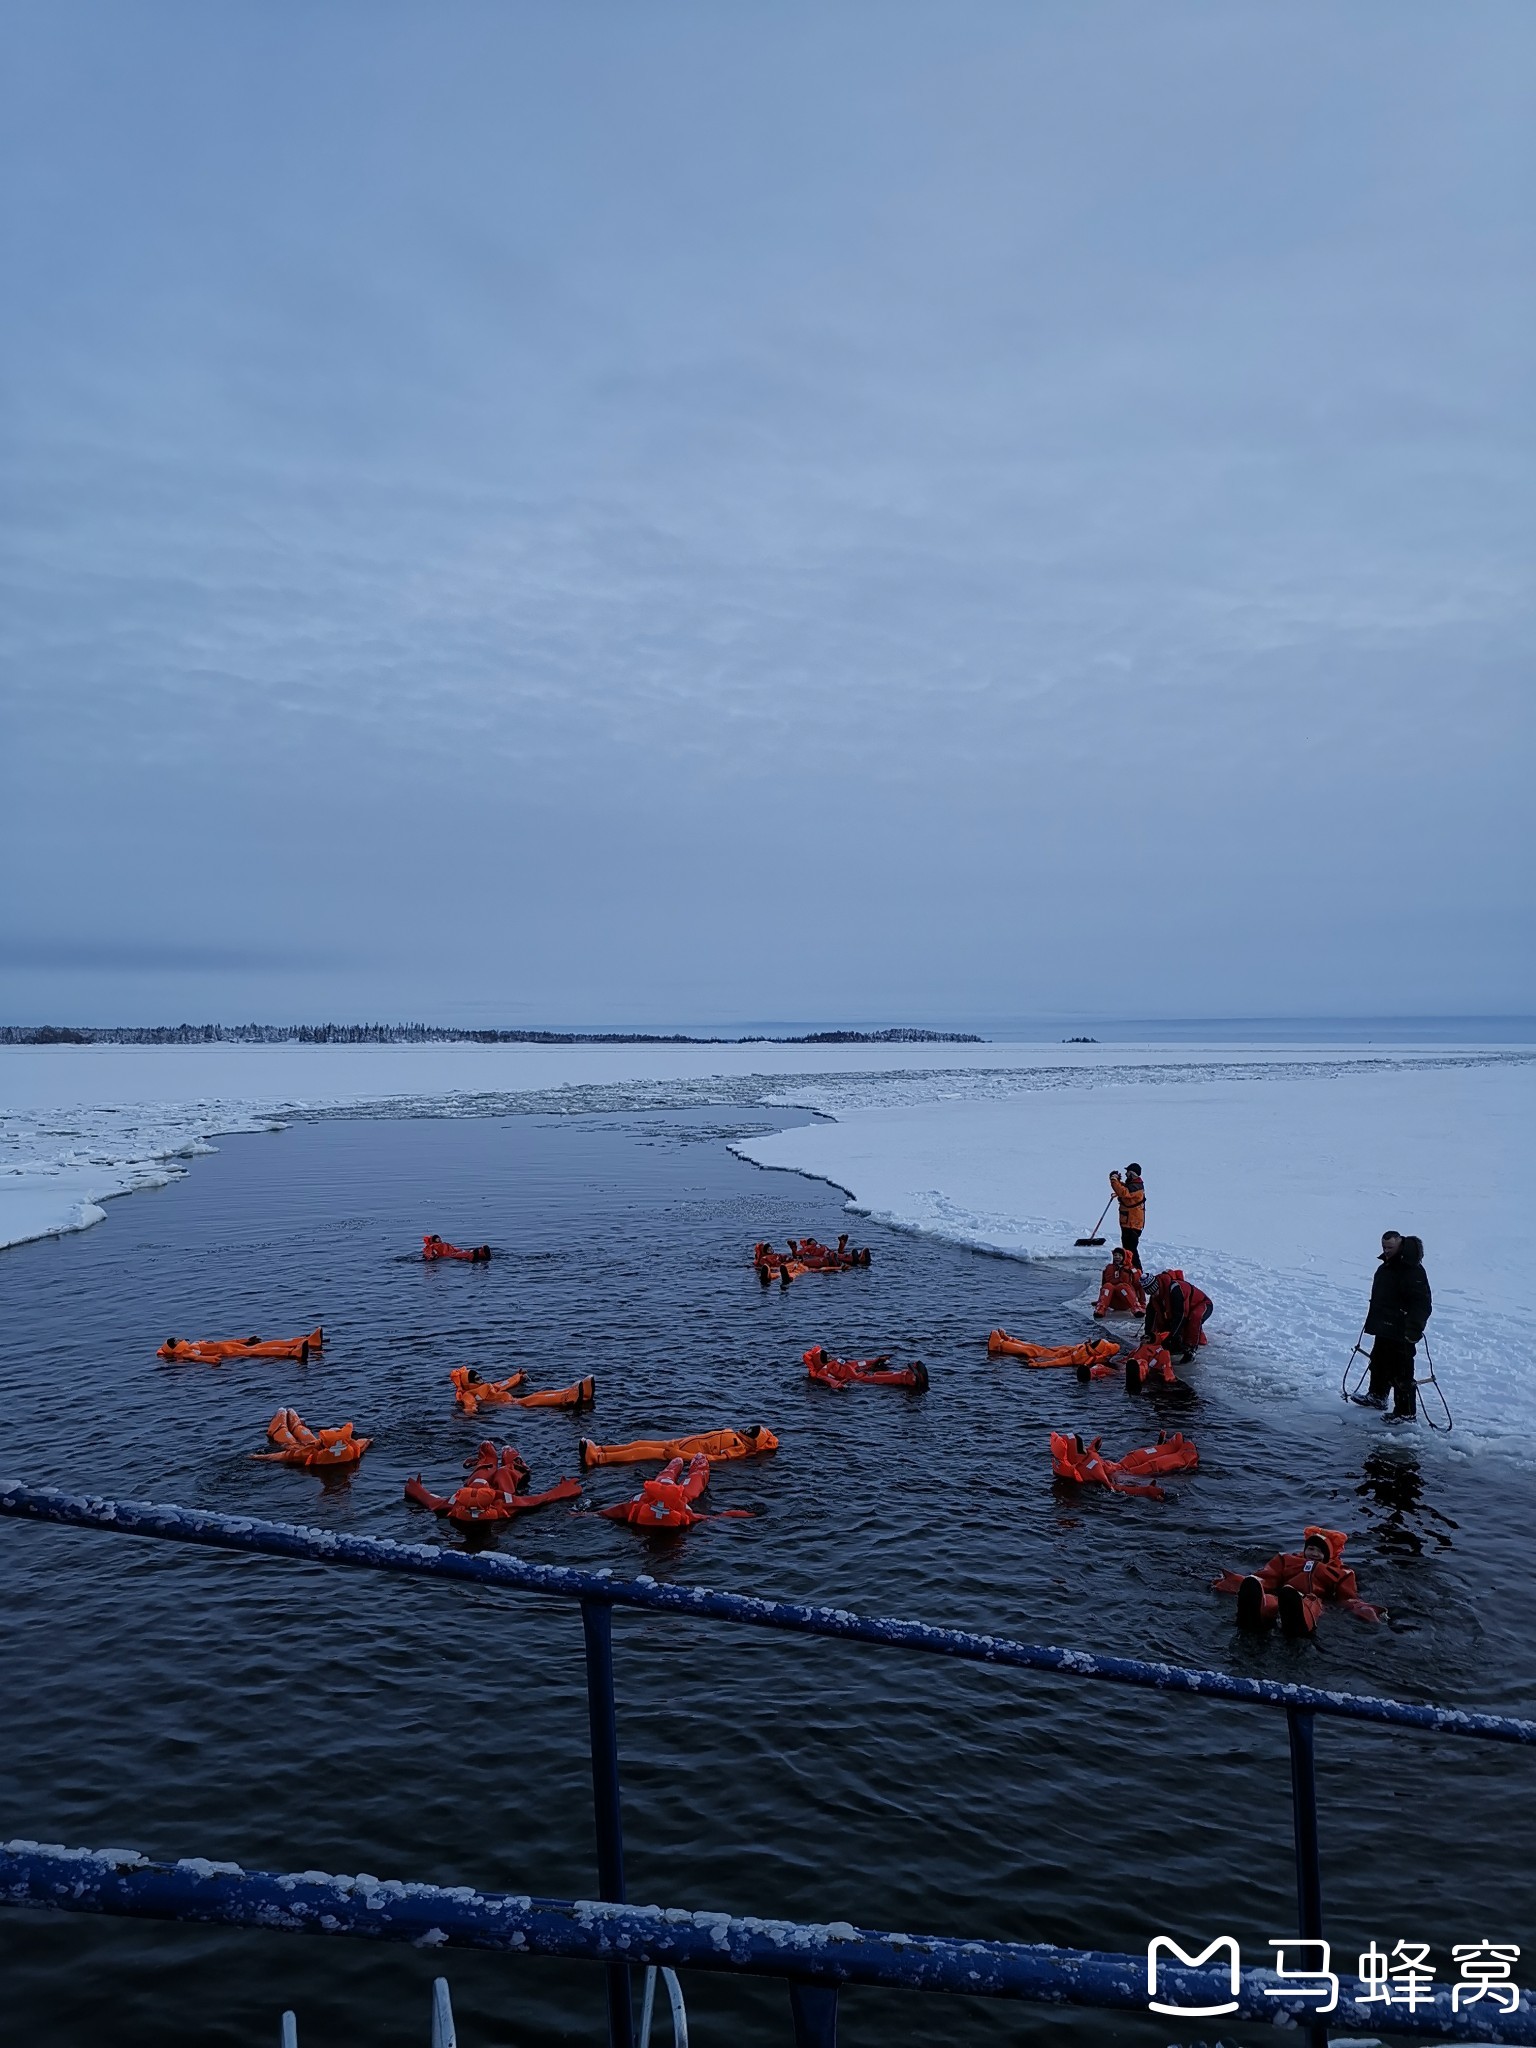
[1143,1269,1212,1363]
[1093,1247,1148,1318]
[423,1234,491,1262]
[1109,1163,1145,1270]
[1213,1527,1384,1635]
[1355,1231,1432,1421]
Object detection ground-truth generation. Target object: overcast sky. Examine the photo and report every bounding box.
[3,2,1532,1028]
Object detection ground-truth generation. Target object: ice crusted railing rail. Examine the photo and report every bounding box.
[4,1482,1536,2048]
[3,1483,1534,1738]
[2,1842,1533,2041]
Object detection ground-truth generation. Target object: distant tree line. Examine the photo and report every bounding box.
[0,1023,982,1047]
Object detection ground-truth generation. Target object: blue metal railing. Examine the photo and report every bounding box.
[3,1480,1534,2047]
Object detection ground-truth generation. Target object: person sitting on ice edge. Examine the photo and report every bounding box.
[1094,1248,1147,1318]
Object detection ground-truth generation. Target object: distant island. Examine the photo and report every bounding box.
[1,1023,983,1047]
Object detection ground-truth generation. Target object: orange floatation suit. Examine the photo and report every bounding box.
[1093,1253,1148,1318]
[755,1236,870,1284]
[1144,1270,1212,1354]
[159,1327,324,1364]
[507,1375,596,1410]
[989,1331,1120,1369]
[579,1424,778,1470]
[1213,1527,1383,1631]
[600,1452,713,1529]
[802,1346,928,1391]
[1113,1430,1199,1476]
[450,1367,528,1412]
[257,1408,371,1469]
[1050,1429,1198,1495]
[405,1441,581,1527]
[1122,1341,1178,1388]
[1049,1430,1167,1498]
[423,1235,491,1262]
[452,1367,595,1414]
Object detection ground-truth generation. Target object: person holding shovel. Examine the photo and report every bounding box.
[1110,1163,1145,1270]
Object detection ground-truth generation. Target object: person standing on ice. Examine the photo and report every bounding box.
[1360,1231,1432,1420]
[1109,1163,1145,1270]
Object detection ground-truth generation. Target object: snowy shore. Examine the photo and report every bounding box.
[0,1036,1429,1251]
[2,1035,1528,1448]
[736,1054,1532,1451]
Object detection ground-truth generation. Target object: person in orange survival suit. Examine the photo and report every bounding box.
[579,1425,778,1470]
[1094,1248,1148,1318]
[1109,1164,1145,1269]
[1144,1270,1212,1363]
[600,1453,713,1528]
[1213,1527,1385,1635]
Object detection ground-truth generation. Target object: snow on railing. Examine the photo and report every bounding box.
[4,1481,1534,2048]
[1,1842,1531,2042]
[3,1482,1531,1740]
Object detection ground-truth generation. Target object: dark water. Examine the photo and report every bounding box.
[0,1108,1531,2047]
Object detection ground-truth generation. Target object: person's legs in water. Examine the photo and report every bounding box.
[1236,1576,1269,1628]
[1278,1585,1317,1636]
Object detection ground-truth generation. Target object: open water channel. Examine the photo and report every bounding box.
[0,1107,1530,2045]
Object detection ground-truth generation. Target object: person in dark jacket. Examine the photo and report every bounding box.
[1360,1231,1432,1419]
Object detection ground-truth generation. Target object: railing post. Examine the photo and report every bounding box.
[788,1982,839,2046]
[1286,1705,1328,2048]
[582,1597,634,2048]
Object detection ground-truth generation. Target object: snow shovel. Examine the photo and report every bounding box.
[1076,1198,1114,1248]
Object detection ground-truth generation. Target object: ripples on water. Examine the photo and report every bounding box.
[0,1108,1531,2046]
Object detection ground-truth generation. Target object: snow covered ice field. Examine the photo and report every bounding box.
[2,1035,1530,1452]
[737,1052,1534,1455]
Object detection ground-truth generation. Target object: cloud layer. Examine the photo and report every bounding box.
[3,2,1532,1023]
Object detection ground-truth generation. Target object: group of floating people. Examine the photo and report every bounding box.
[152,1231,796,1531]
[153,1171,1431,1632]
[754,1235,872,1285]
[1035,1166,1431,1635]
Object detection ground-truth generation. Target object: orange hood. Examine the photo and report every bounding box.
[1303,1525,1348,1565]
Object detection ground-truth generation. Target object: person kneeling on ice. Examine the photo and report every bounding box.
[1143,1270,1212,1363]
[1094,1248,1148,1319]
[1213,1527,1384,1635]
